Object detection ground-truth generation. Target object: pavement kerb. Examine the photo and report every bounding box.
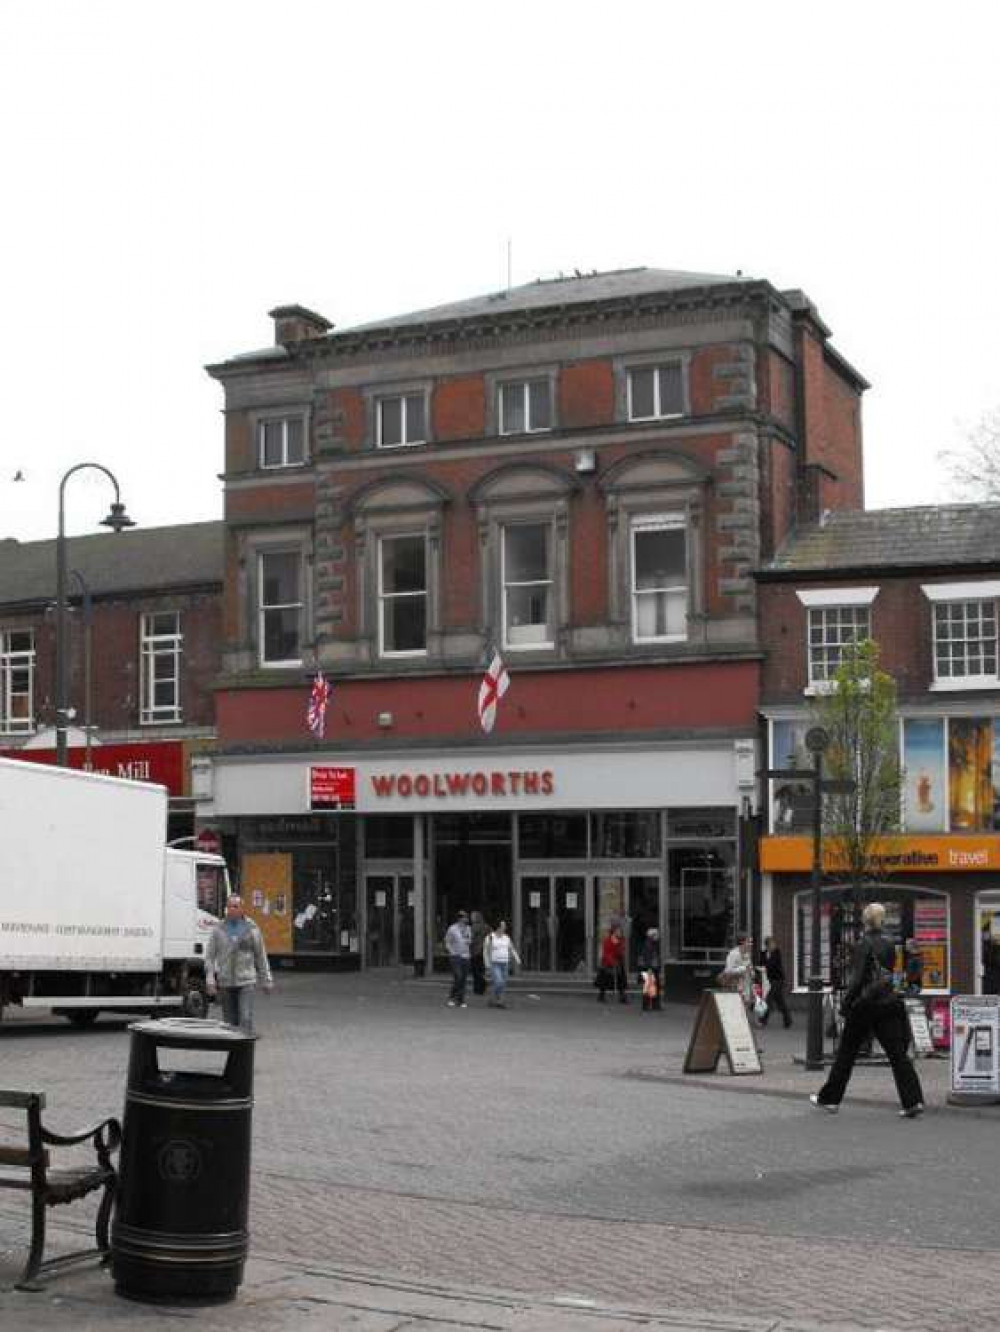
[0,1237,887,1332]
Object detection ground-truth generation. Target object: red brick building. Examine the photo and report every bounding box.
[198,267,866,980]
[756,504,1000,999]
[0,522,222,841]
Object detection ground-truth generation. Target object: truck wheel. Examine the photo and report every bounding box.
[182,986,208,1019]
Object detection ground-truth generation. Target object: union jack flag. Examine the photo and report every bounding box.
[307,670,332,738]
[477,649,510,734]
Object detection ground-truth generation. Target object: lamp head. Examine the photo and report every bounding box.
[100,501,135,534]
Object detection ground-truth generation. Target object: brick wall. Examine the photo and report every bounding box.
[432,375,487,441]
[758,576,937,703]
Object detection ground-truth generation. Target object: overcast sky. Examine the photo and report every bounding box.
[2,1,998,542]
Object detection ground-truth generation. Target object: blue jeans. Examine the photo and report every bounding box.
[220,985,256,1034]
[490,961,509,1002]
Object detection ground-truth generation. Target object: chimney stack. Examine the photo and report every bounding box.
[268,304,333,347]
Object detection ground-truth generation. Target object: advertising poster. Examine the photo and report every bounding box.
[770,720,812,834]
[950,995,1000,1100]
[949,718,993,832]
[240,852,293,956]
[903,719,946,832]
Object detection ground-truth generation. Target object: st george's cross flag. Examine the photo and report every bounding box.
[307,670,332,738]
[477,649,510,734]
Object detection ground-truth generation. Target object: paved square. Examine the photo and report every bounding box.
[1,972,996,1329]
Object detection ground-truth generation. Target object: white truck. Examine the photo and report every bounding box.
[0,757,227,1026]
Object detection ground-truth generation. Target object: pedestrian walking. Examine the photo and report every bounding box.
[205,894,273,1035]
[596,926,628,1004]
[721,933,756,1012]
[470,911,488,996]
[760,936,792,1028]
[810,903,925,1118]
[444,909,471,1008]
[638,928,662,1012]
[484,919,521,1008]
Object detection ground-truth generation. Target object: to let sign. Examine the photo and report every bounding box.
[310,766,356,811]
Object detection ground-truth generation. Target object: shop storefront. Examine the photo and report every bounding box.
[760,834,1000,997]
[763,712,1000,997]
[196,741,757,984]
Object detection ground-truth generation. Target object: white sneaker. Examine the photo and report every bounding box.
[809,1094,838,1114]
[899,1103,924,1119]
[447,1000,457,1007]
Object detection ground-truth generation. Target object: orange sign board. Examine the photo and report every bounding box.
[240,852,293,956]
[760,835,1000,874]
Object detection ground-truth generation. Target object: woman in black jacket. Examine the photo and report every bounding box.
[760,937,792,1028]
[810,903,925,1118]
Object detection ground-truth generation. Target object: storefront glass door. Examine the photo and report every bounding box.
[518,874,587,971]
[592,873,663,970]
[366,875,397,968]
[977,893,1000,995]
[364,873,417,968]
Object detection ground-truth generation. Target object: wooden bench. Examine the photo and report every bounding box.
[0,1091,121,1290]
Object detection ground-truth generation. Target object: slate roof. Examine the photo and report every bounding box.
[0,520,223,606]
[761,505,1000,577]
[343,266,756,333]
[215,266,762,367]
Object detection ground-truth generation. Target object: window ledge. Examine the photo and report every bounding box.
[804,678,871,697]
[930,678,1000,692]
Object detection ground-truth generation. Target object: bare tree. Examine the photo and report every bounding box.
[813,638,902,891]
[939,406,1000,501]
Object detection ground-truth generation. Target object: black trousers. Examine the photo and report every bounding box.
[470,955,486,996]
[817,999,924,1110]
[762,980,792,1027]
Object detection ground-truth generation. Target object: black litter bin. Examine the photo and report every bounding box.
[111,1017,255,1303]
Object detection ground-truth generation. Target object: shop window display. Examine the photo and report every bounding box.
[793,886,950,992]
[591,811,661,859]
[518,813,588,859]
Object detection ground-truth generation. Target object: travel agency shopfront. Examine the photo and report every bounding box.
[759,716,1000,1002]
[195,738,758,988]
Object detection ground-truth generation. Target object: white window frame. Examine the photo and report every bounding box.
[258,415,306,469]
[630,514,688,644]
[139,612,182,725]
[498,379,552,436]
[0,628,35,734]
[626,364,685,422]
[376,393,426,449]
[502,522,554,650]
[258,551,304,667]
[377,533,428,658]
[805,605,871,692]
[922,583,1000,691]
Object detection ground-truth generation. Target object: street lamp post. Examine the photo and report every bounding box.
[761,726,853,1072]
[55,464,134,767]
[804,726,830,1072]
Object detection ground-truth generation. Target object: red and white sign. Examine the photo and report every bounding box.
[1,742,187,797]
[310,765,356,811]
[370,768,554,799]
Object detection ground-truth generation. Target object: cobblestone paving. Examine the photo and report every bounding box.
[1,972,997,1330]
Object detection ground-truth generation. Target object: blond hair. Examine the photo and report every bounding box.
[862,902,886,929]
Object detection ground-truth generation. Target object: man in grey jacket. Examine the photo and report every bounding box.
[205,894,273,1034]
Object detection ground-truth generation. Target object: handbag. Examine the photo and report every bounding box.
[857,945,896,1006]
